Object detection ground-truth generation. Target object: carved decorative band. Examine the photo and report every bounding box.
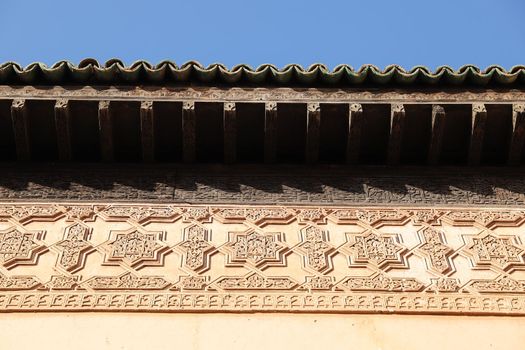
[0,86,524,103]
[2,292,525,315]
[0,170,525,206]
[0,203,523,314]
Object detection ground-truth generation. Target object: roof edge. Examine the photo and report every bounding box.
[1,60,525,87]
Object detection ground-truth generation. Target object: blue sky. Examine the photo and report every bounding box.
[0,0,523,70]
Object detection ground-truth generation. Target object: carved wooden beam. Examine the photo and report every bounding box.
[468,103,487,165]
[264,102,277,163]
[509,103,525,165]
[346,103,363,164]
[98,100,113,162]
[54,99,72,161]
[306,102,321,163]
[223,102,237,164]
[10,99,30,161]
[428,105,446,165]
[387,103,405,165]
[140,101,155,162]
[182,101,196,163]
[2,86,524,103]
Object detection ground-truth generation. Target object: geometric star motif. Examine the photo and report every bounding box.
[416,227,455,275]
[177,224,216,273]
[462,231,525,272]
[225,229,288,269]
[344,231,408,270]
[297,226,336,273]
[103,227,170,270]
[55,223,94,273]
[0,226,47,269]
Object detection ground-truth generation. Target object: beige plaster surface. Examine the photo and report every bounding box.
[0,312,524,350]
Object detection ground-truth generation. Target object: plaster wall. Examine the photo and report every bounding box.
[0,312,523,350]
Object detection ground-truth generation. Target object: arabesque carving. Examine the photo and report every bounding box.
[103,228,170,269]
[177,225,216,273]
[416,227,454,275]
[0,227,46,269]
[215,272,297,290]
[341,273,424,292]
[0,203,524,314]
[86,272,170,290]
[297,226,336,273]
[462,232,525,271]
[226,229,288,268]
[55,223,93,273]
[345,231,408,270]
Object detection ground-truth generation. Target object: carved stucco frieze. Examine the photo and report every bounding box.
[0,203,524,314]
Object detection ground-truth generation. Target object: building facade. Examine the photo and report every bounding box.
[0,61,525,348]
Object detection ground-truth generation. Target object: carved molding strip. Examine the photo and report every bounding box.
[0,203,524,314]
[1,170,525,206]
[1,86,525,103]
[2,292,525,314]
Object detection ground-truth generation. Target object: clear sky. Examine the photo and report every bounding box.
[0,0,523,70]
